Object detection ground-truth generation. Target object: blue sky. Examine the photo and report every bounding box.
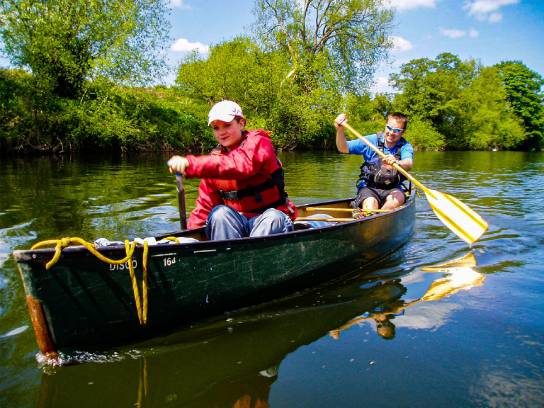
[1,1,541,91]
[167,0,544,92]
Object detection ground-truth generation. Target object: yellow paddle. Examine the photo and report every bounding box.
[340,121,488,245]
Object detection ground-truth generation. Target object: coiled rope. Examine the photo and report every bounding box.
[31,236,182,326]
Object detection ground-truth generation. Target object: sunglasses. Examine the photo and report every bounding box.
[386,125,405,134]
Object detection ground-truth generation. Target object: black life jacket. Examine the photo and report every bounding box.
[215,164,289,214]
[357,133,407,190]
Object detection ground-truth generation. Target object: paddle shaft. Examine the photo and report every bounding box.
[176,174,187,230]
[341,122,433,197]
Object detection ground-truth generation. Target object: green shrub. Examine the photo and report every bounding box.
[404,117,446,151]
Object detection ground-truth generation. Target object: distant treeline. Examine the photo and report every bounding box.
[0,1,542,154]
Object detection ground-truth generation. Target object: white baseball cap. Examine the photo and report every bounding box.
[207,100,244,125]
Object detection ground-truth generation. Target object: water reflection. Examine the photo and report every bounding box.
[329,253,484,341]
[37,253,486,408]
[38,268,408,407]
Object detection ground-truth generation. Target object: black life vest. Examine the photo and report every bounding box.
[357,133,407,190]
[215,164,289,214]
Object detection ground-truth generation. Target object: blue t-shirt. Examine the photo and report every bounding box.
[347,133,413,161]
[347,133,414,189]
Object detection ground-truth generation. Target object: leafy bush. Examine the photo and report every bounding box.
[403,117,445,151]
[0,72,214,153]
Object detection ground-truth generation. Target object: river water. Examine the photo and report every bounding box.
[1,151,543,407]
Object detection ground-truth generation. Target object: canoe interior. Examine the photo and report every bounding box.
[13,193,416,355]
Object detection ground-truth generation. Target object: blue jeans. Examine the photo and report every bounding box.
[205,205,294,240]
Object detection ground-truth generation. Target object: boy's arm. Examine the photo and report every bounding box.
[334,113,349,154]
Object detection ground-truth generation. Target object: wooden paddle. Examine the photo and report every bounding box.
[176,174,187,230]
[340,121,488,245]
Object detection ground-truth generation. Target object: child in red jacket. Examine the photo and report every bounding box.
[168,100,297,240]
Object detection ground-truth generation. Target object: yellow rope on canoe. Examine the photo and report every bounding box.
[127,240,148,325]
[32,237,137,269]
[31,237,153,326]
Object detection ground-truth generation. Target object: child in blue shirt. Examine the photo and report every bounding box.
[335,112,414,211]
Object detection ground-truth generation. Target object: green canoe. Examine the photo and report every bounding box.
[13,194,415,359]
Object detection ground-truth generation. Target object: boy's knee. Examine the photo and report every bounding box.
[251,209,293,236]
[388,191,405,203]
[261,208,285,223]
[208,205,234,221]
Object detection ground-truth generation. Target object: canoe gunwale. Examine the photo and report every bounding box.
[13,194,415,260]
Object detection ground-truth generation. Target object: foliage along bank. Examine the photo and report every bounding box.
[0,0,396,154]
[0,68,214,154]
[1,50,543,154]
[0,0,542,153]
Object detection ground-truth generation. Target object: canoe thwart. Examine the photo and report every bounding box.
[306,207,391,213]
[295,216,354,222]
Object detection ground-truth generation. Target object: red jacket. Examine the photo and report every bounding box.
[185,129,298,229]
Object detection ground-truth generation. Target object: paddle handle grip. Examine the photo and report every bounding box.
[176,174,187,230]
[341,122,428,194]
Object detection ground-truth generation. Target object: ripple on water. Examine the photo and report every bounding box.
[473,365,544,407]
[0,220,38,270]
[0,325,28,339]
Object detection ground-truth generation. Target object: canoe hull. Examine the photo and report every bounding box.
[14,196,415,354]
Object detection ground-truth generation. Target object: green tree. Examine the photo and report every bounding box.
[495,61,544,150]
[390,53,477,141]
[445,67,524,150]
[176,37,289,118]
[176,37,341,150]
[253,0,393,94]
[403,117,445,151]
[340,92,390,136]
[0,0,170,98]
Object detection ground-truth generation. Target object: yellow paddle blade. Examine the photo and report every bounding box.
[425,189,488,245]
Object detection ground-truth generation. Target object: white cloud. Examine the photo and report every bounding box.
[394,303,462,330]
[171,38,209,54]
[464,0,518,23]
[390,36,413,52]
[488,12,503,22]
[468,28,479,37]
[465,0,518,14]
[441,29,466,39]
[440,28,479,39]
[387,0,436,10]
[370,76,392,94]
[170,0,191,9]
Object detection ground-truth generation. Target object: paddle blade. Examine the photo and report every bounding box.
[425,189,488,245]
